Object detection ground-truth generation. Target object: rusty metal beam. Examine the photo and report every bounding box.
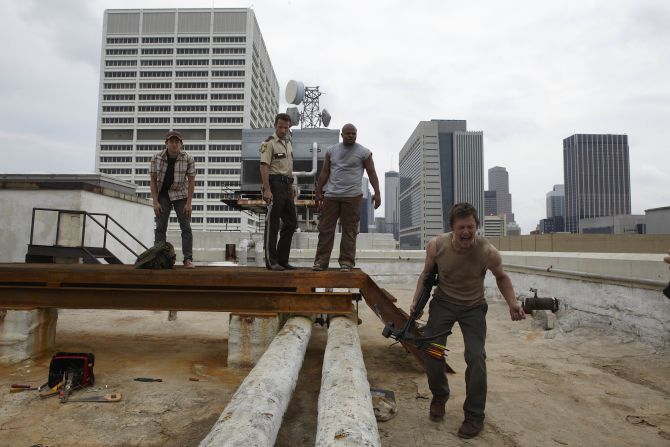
[0,287,353,314]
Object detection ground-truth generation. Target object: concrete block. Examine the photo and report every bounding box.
[227,314,284,368]
[0,309,58,364]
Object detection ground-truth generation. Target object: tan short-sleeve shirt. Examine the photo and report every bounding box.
[260,133,293,176]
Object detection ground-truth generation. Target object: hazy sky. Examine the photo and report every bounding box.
[2,0,668,233]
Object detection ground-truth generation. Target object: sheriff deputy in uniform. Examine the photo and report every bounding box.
[260,113,297,271]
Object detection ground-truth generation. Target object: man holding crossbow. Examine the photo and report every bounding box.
[409,202,525,439]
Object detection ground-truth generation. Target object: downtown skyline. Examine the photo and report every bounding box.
[1,0,668,234]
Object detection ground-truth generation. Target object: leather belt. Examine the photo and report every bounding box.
[269,174,294,184]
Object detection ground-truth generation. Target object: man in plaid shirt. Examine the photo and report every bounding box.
[150,130,196,268]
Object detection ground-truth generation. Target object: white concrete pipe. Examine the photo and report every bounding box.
[316,316,381,447]
[199,316,313,447]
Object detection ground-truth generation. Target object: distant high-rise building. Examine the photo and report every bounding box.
[488,166,514,223]
[385,171,399,240]
[484,214,506,237]
[359,177,374,233]
[398,120,484,249]
[95,8,279,232]
[484,190,497,216]
[539,216,565,233]
[546,184,565,218]
[563,134,631,233]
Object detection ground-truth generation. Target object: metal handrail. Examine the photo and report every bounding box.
[29,208,149,259]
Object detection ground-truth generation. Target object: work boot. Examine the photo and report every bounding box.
[183,259,195,269]
[429,395,447,421]
[268,264,285,271]
[312,264,326,271]
[280,263,298,270]
[457,417,484,438]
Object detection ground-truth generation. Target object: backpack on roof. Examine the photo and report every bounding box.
[134,242,176,269]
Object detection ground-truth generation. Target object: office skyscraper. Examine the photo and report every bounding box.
[384,171,399,240]
[95,8,279,232]
[563,134,631,233]
[546,184,565,218]
[484,190,497,216]
[488,166,514,223]
[398,120,484,249]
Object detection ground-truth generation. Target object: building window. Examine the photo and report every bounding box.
[100,156,133,163]
[193,156,205,163]
[100,144,132,151]
[176,59,209,66]
[103,94,135,101]
[209,156,241,163]
[137,117,170,124]
[102,106,135,113]
[209,144,241,151]
[196,169,205,175]
[184,144,205,151]
[135,156,152,163]
[177,48,210,54]
[208,168,240,175]
[142,37,174,44]
[211,70,244,77]
[211,82,244,89]
[134,180,151,186]
[206,217,241,223]
[105,60,137,67]
[178,37,210,43]
[213,36,246,43]
[100,168,132,174]
[106,48,138,55]
[208,181,240,187]
[102,117,134,124]
[141,59,173,66]
[107,37,138,44]
[212,59,245,66]
[135,168,149,175]
[174,105,207,112]
[140,71,172,78]
[175,93,207,101]
[210,105,243,112]
[176,70,208,77]
[175,82,207,89]
[139,94,171,101]
[136,144,163,151]
[211,93,244,100]
[104,82,136,89]
[210,117,243,124]
[141,48,173,55]
[212,48,246,54]
[104,71,137,78]
[139,82,172,89]
[138,105,170,112]
[174,117,206,123]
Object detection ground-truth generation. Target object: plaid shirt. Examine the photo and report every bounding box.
[150,148,196,201]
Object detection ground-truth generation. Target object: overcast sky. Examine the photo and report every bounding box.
[2,0,668,233]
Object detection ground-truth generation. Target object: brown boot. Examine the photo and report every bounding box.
[457,417,484,438]
[429,395,447,421]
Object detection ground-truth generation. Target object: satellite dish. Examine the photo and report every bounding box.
[286,107,300,126]
[285,80,305,105]
[321,108,331,127]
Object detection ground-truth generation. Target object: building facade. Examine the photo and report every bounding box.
[546,184,565,218]
[384,171,399,240]
[580,215,645,234]
[563,134,631,233]
[484,214,506,237]
[487,166,514,223]
[398,120,484,249]
[95,8,279,232]
[644,206,670,235]
[484,190,497,216]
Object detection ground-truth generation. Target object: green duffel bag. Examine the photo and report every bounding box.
[134,242,176,269]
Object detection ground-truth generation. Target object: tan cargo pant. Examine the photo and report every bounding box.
[313,195,362,268]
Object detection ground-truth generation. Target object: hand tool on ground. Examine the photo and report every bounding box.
[10,385,39,393]
[39,381,63,399]
[60,371,75,403]
[134,377,162,382]
[65,393,122,403]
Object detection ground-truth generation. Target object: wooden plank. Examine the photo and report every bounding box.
[0,264,368,290]
[0,287,353,314]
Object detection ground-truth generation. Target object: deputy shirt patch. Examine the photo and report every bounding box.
[260,143,268,153]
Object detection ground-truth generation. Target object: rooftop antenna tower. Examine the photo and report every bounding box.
[285,80,331,129]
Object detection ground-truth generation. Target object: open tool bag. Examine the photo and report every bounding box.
[47,352,95,388]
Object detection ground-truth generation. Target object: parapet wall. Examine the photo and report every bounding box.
[488,233,670,254]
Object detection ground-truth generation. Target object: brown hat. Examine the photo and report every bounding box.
[165,130,183,141]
